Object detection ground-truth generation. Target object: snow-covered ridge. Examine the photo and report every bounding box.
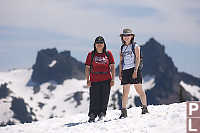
[0,69,156,125]
[180,81,200,99]
[1,68,198,129]
[0,102,186,133]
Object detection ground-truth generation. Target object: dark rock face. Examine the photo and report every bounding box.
[0,83,11,99]
[140,38,199,105]
[10,97,36,123]
[116,38,200,106]
[38,102,45,109]
[31,48,85,84]
[142,38,178,77]
[178,72,200,86]
[64,91,84,108]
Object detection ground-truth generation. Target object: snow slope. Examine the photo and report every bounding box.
[0,68,198,131]
[0,69,155,123]
[0,102,186,133]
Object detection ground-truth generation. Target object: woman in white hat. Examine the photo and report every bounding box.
[119,28,149,118]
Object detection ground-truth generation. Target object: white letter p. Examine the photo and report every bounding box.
[189,103,199,116]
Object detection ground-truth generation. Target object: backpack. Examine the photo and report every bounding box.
[121,42,143,70]
[89,51,111,74]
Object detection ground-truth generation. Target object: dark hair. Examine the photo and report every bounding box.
[93,36,106,53]
[120,35,135,45]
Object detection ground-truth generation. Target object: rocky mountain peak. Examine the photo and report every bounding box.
[31,48,84,85]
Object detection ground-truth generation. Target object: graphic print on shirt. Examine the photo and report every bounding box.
[94,56,108,64]
[122,44,135,70]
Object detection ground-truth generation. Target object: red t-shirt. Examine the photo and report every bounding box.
[85,50,115,82]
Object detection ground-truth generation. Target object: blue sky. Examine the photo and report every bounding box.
[0,0,200,77]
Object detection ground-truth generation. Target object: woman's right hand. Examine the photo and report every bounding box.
[87,80,91,87]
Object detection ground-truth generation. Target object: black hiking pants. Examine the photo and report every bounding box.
[88,80,111,118]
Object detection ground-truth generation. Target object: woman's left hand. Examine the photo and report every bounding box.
[110,80,114,87]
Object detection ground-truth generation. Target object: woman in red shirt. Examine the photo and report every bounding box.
[85,36,115,122]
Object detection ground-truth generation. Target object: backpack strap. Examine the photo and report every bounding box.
[131,42,137,55]
[120,44,126,66]
[105,51,111,65]
[90,51,95,66]
[89,51,95,74]
[121,44,125,53]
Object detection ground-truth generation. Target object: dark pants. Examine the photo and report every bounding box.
[88,80,111,117]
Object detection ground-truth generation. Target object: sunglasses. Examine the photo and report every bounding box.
[95,42,104,44]
[123,34,132,37]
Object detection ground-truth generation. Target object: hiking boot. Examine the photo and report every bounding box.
[98,112,106,121]
[88,113,96,123]
[141,105,149,114]
[119,108,127,119]
[88,117,95,123]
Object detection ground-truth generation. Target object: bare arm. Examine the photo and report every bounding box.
[110,64,115,87]
[119,52,123,80]
[134,46,140,72]
[132,45,140,79]
[85,65,91,86]
[85,65,90,80]
[110,64,115,81]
